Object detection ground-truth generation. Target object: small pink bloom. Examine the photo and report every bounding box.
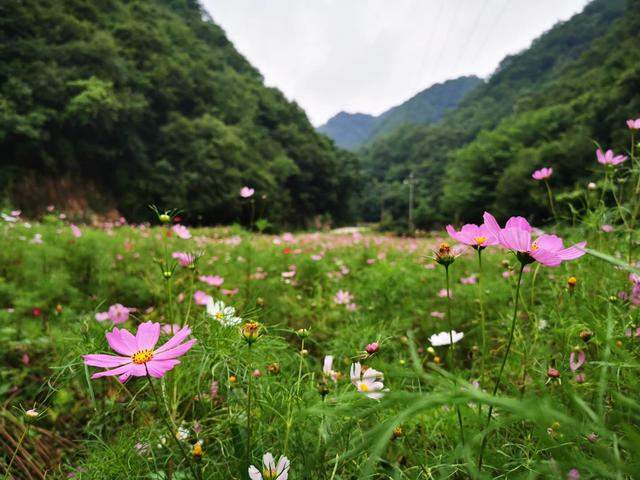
[430,311,445,319]
[172,224,192,239]
[46,205,55,212]
[21,353,30,365]
[334,290,353,305]
[240,186,255,198]
[221,288,239,296]
[194,290,212,306]
[569,350,585,372]
[446,222,498,249]
[575,373,586,383]
[460,275,477,285]
[366,258,376,265]
[601,224,614,233]
[567,468,580,480]
[252,369,261,377]
[281,270,296,278]
[626,118,640,130]
[437,288,451,298]
[210,380,219,398]
[83,322,196,382]
[161,324,181,335]
[346,302,358,311]
[70,224,82,238]
[96,304,131,324]
[532,167,553,180]
[596,148,627,166]
[172,251,195,267]
[200,275,224,287]
[547,367,560,378]
[365,342,379,354]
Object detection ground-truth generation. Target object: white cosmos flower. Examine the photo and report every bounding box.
[323,355,339,382]
[248,452,290,480]
[350,362,385,399]
[429,330,464,347]
[206,299,242,327]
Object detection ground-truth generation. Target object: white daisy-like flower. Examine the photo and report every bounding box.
[206,299,242,327]
[323,355,339,383]
[350,362,385,399]
[429,330,464,347]
[248,452,290,480]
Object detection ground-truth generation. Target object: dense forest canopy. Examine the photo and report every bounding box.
[359,0,638,230]
[0,0,360,226]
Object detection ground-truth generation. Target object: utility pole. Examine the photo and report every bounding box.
[403,171,416,235]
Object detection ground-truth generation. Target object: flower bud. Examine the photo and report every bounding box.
[567,277,577,288]
[25,409,39,419]
[252,369,261,378]
[434,243,455,267]
[579,330,593,342]
[159,213,171,224]
[192,441,203,459]
[241,321,261,344]
[392,427,403,439]
[365,342,379,355]
[547,367,560,378]
[587,182,597,190]
[587,432,599,443]
[163,270,172,279]
[267,363,280,375]
[296,328,310,339]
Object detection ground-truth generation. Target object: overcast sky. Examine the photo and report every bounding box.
[202,0,591,126]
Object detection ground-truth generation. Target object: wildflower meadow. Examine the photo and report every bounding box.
[1,120,640,479]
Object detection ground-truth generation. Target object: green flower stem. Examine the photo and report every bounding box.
[478,263,525,471]
[544,179,557,221]
[4,424,30,480]
[145,370,200,480]
[445,265,465,447]
[246,343,253,472]
[476,249,487,393]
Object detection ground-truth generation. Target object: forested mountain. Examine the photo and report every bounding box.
[0,0,359,226]
[316,112,376,151]
[360,0,636,230]
[317,76,481,150]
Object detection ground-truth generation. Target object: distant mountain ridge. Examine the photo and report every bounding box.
[317,76,482,150]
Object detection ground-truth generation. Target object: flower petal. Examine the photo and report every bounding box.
[106,328,138,356]
[531,248,562,267]
[153,339,196,361]
[558,241,587,260]
[154,325,192,354]
[248,466,262,480]
[263,452,276,471]
[499,227,531,252]
[534,234,563,252]
[83,354,132,368]
[145,359,180,378]
[91,364,137,379]
[136,321,161,350]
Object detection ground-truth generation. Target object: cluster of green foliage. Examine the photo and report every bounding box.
[360,0,637,230]
[0,0,360,227]
[317,76,481,150]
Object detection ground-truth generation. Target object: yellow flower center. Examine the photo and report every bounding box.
[474,236,487,245]
[531,243,539,251]
[131,349,154,364]
[215,312,224,320]
[262,469,278,479]
[359,383,370,392]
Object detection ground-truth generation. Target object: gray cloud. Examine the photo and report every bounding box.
[202,0,591,125]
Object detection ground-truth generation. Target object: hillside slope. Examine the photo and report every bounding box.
[0,0,359,226]
[317,76,481,150]
[359,0,632,229]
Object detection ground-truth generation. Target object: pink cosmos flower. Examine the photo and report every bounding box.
[172,251,195,267]
[240,186,255,198]
[95,304,131,324]
[161,324,181,335]
[194,290,212,306]
[430,311,445,319]
[601,224,614,233]
[200,275,224,287]
[596,148,627,166]
[281,270,296,278]
[626,118,640,130]
[334,290,353,305]
[569,350,586,372]
[172,224,192,239]
[70,224,82,238]
[248,453,290,480]
[445,223,498,249]
[221,288,239,296]
[83,322,195,382]
[483,212,586,267]
[437,288,451,298]
[460,275,477,285]
[532,167,553,180]
[365,342,379,354]
[323,355,339,382]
